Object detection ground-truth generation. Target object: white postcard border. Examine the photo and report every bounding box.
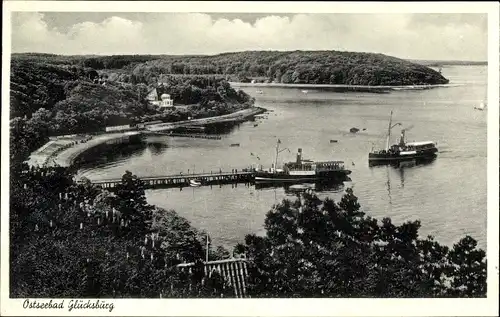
[1,2,498,316]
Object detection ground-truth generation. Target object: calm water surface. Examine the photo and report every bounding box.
[78,66,487,249]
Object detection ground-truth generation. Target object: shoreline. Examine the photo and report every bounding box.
[145,106,266,132]
[229,82,461,90]
[26,106,267,168]
[27,132,141,168]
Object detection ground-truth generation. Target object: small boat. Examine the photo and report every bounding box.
[189,179,201,187]
[288,183,315,193]
[254,140,351,182]
[350,127,360,133]
[253,124,258,127]
[301,90,309,94]
[230,143,240,147]
[330,140,338,143]
[368,111,438,163]
[474,102,486,111]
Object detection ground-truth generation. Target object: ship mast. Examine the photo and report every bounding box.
[385,111,393,151]
[273,139,289,172]
[274,139,280,172]
[385,111,401,151]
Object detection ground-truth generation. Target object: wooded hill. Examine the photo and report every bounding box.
[13,50,450,86]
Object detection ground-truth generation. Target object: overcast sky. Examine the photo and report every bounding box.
[10,12,487,61]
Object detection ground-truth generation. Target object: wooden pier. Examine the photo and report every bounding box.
[150,132,222,140]
[83,171,255,189]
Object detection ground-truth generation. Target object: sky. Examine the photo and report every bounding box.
[10,12,488,61]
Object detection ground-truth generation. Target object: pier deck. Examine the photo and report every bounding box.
[82,171,255,189]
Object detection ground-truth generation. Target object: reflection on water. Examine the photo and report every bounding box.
[204,122,242,134]
[369,157,438,204]
[146,142,169,156]
[255,179,347,195]
[76,137,169,171]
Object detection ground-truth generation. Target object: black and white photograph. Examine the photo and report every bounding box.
[1,1,498,316]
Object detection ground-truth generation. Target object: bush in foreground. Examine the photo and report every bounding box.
[240,189,486,298]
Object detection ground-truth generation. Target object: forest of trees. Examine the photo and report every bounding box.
[51,51,448,86]
[9,56,254,166]
[11,167,234,298]
[239,190,486,297]
[14,50,450,87]
[10,166,487,298]
[131,51,449,86]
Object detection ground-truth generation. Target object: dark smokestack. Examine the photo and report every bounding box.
[296,148,302,164]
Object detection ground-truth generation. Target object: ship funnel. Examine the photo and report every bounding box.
[296,148,302,164]
[399,130,406,146]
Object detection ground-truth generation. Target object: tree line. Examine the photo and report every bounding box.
[14,51,450,87]
[11,167,234,298]
[9,58,254,167]
[124,50,450,86]
[240,189,486,297]
[10,166,486,298]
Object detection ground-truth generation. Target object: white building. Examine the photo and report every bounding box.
[145,86,174,108]
[159,93,173,108]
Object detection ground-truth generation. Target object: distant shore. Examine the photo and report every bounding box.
[229,82,462,91]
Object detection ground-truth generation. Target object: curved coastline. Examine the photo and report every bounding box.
[26,106,267,168]
[229,82,462,90]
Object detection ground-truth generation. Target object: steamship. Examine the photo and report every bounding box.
[369,111,438,162]
[254,140,351,182]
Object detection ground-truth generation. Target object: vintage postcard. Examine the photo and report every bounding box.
[1,1,499,316]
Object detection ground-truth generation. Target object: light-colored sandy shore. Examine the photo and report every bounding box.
[27,132,141,168]
[26,106,266,168]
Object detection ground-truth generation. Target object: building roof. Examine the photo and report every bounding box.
[177,258,250,298]
[406,141,436,147]
[146,86,171,101]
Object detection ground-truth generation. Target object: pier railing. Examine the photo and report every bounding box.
[82,170,255,189]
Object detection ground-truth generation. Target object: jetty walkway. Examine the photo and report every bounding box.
[145,107,265,132]
[82,170,255,189]
[149,132,222,140]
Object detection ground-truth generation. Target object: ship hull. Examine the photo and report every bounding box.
[368,148,438,162]
[254,170,351,182]
[368,155,437,167]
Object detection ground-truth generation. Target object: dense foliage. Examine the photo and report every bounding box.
[13,51,449,88]
[9,56,254,163]
[98,51,449,86]
[239,189,486,297]
[11,170,487,298]
[10,167,232,298]
[10,60,82,118]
